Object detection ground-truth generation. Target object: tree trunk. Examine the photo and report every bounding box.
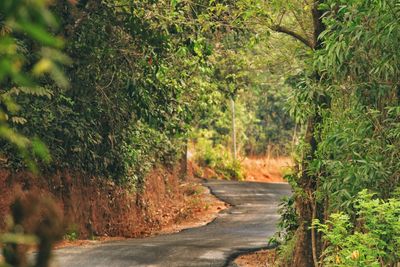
[291,116,319,267]
[290,2,327,265]
[180,141,188,180]
[292,194,315,267]
[230,97,237,161]
[291,88,331,267]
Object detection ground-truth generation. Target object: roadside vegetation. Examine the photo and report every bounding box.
[1,0,399,267]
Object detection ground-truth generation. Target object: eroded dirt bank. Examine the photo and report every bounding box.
[0,165,226,241]
[54,180,292,267]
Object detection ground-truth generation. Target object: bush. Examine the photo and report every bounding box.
[194,132,244,180]
[195,136,222,168]
[219,159,244,180]
[268,195,298,266]
[271,195,299,244]
[313,190,400,267]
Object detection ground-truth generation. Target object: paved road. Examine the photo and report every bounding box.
[54,180,291,267]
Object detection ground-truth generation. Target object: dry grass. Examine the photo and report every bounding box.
[242,157,293,183]
[235,249,278,267]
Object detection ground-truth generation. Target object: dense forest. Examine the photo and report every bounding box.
[0,0,399,267]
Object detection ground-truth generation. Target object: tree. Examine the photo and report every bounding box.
[272,1,400,266]
[0,0,271,185]
[265,1,328,265]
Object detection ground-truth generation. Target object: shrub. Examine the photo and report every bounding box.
[313,190,400,267]
[194,132,244,180]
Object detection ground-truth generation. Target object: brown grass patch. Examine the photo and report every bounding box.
[242,157,293,183]
[235,249,278,267]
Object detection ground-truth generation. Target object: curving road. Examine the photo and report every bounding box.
[54,180,291,267]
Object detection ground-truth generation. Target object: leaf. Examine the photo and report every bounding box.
[32,58,53,75]
[0,233,38,245]
[10,116,27,125]
[31,137,51,163]
[16,21,63,48]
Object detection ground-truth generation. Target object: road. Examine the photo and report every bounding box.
[54,180,291,267]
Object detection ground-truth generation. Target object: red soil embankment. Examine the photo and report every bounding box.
[0,165,224,241]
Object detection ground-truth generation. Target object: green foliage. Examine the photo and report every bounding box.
[221,160,244,181]
[269,0,400,264]
[194,36,298,159]
[0,1,67,266]
[307,0,400,214]
[0,0,295,187]
[270,195,299,245]
[0,0,268,186]
[0,0,69,171]
[315,103,400,212]
[194,131,244,180]
[243,82,295,155]
[318,0,400,85]
[121,121,183,187]
[64,227,79,242]
[313,190,400,267]
[275,233,297,266]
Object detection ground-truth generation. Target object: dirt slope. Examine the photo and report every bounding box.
[242,157,292,183]
[0,165,225,242]
[53,180,292,267]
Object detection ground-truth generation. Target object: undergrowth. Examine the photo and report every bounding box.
[194,135,244,180]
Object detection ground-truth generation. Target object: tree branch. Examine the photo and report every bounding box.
[270,25,314,49]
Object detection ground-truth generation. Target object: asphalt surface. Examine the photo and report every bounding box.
[53,180,291,267]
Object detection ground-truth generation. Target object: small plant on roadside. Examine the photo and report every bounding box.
[268,195,298,267]
[313,190,400,267]
[194,136,223,168]
[218,159,244,180]
[184,185,203,197]
[64,226,79,241]
[194,134,244,180]
[276,234,297,267]
[270,195,299,245]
